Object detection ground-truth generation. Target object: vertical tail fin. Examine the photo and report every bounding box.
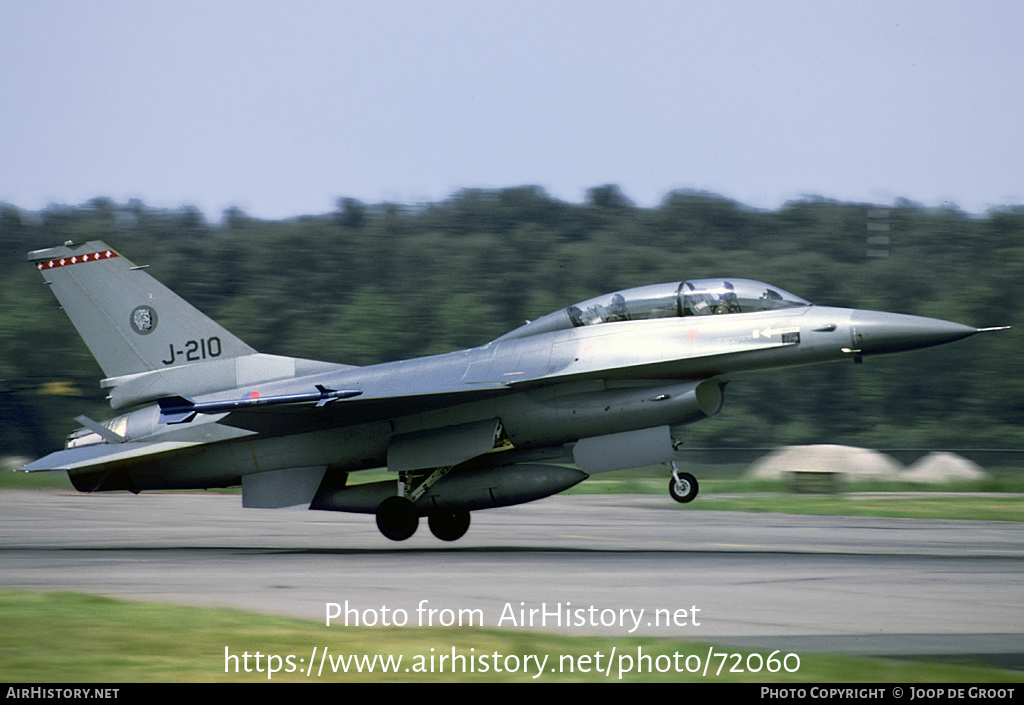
[29,241,257,379]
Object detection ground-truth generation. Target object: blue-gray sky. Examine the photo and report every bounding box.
[2,1,1022,219]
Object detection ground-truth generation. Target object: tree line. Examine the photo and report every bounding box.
[1,187,1021,458]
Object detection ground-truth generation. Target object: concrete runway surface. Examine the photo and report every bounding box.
[2,489,1022,667]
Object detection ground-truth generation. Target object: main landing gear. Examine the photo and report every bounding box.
[427,508,471,542]
[374,497,472,542]
[375,496,419,541]
[374,467,472,542]
[668,461,699,503]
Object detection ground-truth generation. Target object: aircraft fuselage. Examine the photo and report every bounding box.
[60,303,976,494]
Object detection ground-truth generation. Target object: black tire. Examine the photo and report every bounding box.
[375,496,419,541]
[668,472,699,503]
[428,508,471,541]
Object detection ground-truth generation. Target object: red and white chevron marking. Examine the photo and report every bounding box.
[36,250,119,270]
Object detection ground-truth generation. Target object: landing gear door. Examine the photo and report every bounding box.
[387,418,502,473]
[572,425,674,475]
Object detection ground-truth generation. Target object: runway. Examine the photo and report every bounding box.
[2,489,1022,667]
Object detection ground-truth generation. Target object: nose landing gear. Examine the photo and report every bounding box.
[668,461,699,503]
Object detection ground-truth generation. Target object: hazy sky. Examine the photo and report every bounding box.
[2,1,1022,219]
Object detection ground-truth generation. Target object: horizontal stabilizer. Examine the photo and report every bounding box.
[158,385,362,424]
[20,440,203,472]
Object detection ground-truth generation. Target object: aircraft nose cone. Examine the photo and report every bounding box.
[850,310,979,355]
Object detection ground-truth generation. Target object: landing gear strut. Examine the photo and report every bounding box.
[668,461,699,503]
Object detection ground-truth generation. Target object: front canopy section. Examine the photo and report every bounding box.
[497,279,811,341]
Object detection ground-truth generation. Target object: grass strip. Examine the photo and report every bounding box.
[0,590,1016,683]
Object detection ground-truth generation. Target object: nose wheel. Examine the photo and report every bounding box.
[668,462,699,503]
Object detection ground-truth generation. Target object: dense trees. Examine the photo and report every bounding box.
[1,190,1021,457]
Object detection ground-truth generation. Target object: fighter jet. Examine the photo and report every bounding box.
[21,241,1006,541]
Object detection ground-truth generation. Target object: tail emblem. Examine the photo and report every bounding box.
[130,306,158,335]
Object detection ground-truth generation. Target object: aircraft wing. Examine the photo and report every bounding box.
[175,381,514,435]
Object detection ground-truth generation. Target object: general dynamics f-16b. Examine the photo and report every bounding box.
[22,241,1007,541]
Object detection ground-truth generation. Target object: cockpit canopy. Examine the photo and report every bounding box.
[570,279,810,326]
[496,279,810,341]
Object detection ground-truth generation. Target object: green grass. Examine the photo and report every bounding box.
[567,466,1024,521]
[0,590,1017,683]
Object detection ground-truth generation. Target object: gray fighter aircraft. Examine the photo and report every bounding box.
[22,240,1006,541]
